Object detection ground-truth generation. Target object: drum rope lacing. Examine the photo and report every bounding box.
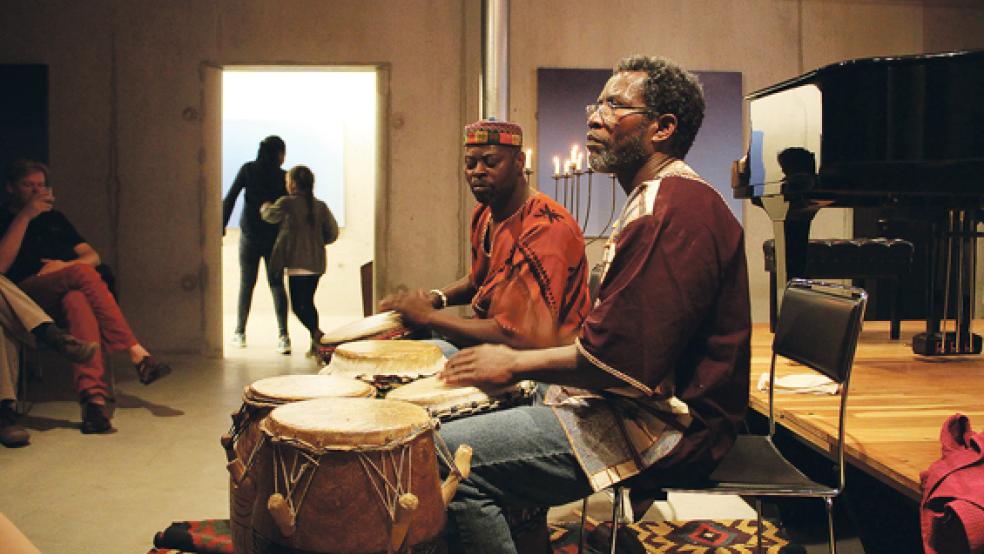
[258,422,438,522]
[272,440,321,520]
[357,445,413,521]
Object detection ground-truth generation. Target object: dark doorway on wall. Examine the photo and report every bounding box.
[0,64,48,196]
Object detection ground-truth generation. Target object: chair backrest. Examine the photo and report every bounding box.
[773,280,867,384]
[769,279,867,491]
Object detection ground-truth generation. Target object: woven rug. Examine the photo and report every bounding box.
[551,519,790,553]
[148,517,790,553]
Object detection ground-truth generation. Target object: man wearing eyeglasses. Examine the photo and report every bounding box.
[381,119,590,352]
[437,56,751,553]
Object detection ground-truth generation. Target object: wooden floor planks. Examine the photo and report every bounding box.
[748,320,984,500]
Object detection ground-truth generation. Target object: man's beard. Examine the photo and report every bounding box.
[588,133,647,174]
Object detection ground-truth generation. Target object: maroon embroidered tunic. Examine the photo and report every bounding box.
[549,161,751,491]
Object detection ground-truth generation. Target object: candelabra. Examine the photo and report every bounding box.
[550,152,619,243]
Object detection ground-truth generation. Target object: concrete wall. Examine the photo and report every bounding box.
[1,0,982,354]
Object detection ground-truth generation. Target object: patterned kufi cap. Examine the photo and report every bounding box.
[463,118,523,147]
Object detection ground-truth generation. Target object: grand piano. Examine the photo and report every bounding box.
[732,50,984,355]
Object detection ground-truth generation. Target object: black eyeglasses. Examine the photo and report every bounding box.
[585,100,651,121]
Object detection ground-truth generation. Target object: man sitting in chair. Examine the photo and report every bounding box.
[0,160,171,435]
[436,56,752,553]
[381,119,591,353]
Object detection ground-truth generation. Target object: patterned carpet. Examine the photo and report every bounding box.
[148,517,790,553]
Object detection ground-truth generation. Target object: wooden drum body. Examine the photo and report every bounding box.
[222,375,374,554]
[249,398,450,553]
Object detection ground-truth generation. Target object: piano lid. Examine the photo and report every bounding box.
[738,50,984,202]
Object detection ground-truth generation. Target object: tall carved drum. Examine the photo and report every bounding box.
[222,375,375,554]
[248,398,467,553]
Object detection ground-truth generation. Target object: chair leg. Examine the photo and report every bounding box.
[825,497,837,554]
[610,486,623,554]
[578,496,588,554]
[769,271,777,333]
[755,498,764,554]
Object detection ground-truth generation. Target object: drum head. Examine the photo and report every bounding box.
[387,377,537,421]
[246,374,375,404]
[323,340,445,379]
[261,397,432,450]
[319,311,405,345]
[386,375,496,408]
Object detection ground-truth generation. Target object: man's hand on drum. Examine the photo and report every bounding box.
[379,289,435,328]
[442,344,517,390]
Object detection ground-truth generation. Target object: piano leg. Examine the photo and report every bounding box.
[912,208,982,355]
[762,196,814,325]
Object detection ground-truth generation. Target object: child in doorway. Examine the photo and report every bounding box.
[261,165,339,356]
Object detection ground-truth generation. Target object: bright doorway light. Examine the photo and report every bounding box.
[221,68,377,357]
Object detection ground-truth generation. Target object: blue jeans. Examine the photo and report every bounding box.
[437,390,594,553]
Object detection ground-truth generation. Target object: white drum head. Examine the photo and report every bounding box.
[262,397,432,449]
[321,340,445,380]
[246,374,375,404]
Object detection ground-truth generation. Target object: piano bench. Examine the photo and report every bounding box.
[764,238,915,339]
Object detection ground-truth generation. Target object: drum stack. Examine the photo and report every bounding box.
[223,376,471,554]
[223,313,544,553]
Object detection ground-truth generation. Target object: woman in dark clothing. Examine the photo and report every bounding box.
[222,135,291,354]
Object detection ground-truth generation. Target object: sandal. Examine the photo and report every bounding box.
[135,356,171,385]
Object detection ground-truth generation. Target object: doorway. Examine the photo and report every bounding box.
[219,67,378,358]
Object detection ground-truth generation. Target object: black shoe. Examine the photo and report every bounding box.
[81,401,111,434]
[134,356,171,385]
[0,403,29,447]
[36,324,98,364]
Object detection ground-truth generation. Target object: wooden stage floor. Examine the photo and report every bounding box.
[749,320,984,501]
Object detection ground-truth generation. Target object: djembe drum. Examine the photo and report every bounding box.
[316,311,415,366]
[320,340,445,396]
[248,397,472,553]
[221,374,375,554]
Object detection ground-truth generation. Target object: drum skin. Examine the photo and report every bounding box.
[386,376,536,422]
[228,376,374,554]
[316,311,411,367]
[247,398,447,553]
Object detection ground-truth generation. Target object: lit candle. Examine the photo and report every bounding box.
[570,144,578,165]
[576,152,584,171]
[564,159,571,175]
[553,156,560,176]
[525,148,532,171]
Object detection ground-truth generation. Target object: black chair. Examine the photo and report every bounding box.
[583,279,867,554]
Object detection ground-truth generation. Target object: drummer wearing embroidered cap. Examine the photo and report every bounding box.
[381,118,590,353]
